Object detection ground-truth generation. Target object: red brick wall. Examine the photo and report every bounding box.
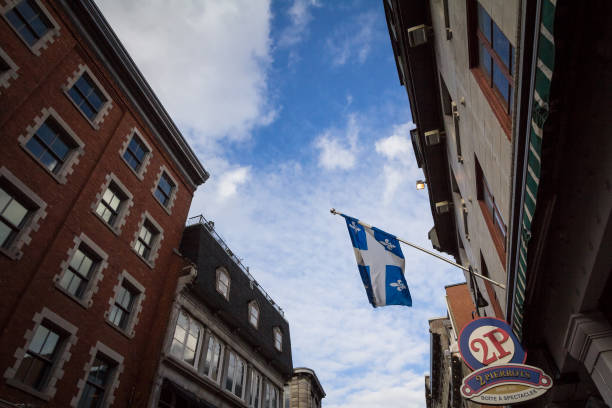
[0,1,200,406]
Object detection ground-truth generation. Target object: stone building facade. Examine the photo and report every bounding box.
[0,0,208,406]
[148,217,292,408]
[285,368,325,408]
[384,0,612,406]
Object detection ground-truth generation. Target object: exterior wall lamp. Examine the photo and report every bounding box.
[416,180,427,190]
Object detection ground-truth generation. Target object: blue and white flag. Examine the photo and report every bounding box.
[343,215,412,307]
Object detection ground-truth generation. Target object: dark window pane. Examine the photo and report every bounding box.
[0,222,12,247]
[479,43,491,78]
[25,138,45,159]
[68,87,84,106]
[477,4,491,42]
[50,138,70,160]
[492,23,510,69]
[16,1,37,21]
[493,64,510,102]
[80,103,96,120]
[5,10,24,31]
[36,122,56,145]
[29,17,48,38]
[88,91,105,111]
[39,151,58,172]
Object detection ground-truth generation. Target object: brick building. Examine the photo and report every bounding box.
[0,0,208,406]
[148,217,292,408]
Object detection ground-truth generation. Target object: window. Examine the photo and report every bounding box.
[108,283,136,330]
[63,65,112,128]
[475,157,507,262]
[25,118,76,175]
[91,174,133,234]
[135,221,156,259]
[170,311,202,367]
[0,47,18,93]
[469,1,514,135]
[3,0,59,55]
[154,173,174,207]
[480,253,503,318]
[131,212,163,267]
[273,328,282,352]
[263,382,280,408]
[0,186,30,250]
[76,354,115,408]
[105,271,145,337]
[224,351,247,399]
[54,234,108,307]
[18,108,85,184]
[439,75,452,116]
[216,267,230,300]
[151,166,178,214]
[248,370,263,408]
[248,301,260,329]
[123,134,149,172]
[58,246,98,299]
[13,323,62,391]
[200,332,224,382]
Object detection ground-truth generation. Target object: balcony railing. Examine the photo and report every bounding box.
[187,215,285,318]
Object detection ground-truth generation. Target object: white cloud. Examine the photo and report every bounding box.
[327,12,378,66]
[278,0,320,48]
[217,167,251,199]
[190,119,464,408]
[314,114,360,170]
[375,122,415,161]
[95,0,274,145]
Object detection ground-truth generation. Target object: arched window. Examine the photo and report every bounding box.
[216,267,230,299]
[273,327,282,352]
[248,301,260,328]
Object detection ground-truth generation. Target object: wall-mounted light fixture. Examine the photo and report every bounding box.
[416,179,427,190]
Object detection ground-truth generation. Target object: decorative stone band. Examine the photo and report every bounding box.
[461,363,552,405]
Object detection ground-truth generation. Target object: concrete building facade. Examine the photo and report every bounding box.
[0,0,208,406]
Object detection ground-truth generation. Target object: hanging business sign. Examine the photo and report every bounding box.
[458,317,552,405]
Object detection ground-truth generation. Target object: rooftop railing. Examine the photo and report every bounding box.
[186,215,285,318]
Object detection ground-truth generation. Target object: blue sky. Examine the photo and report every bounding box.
[97,1,465,406]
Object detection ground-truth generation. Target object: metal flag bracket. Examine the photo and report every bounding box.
[330,208,505,289]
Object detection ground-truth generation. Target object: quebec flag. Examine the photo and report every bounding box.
[343,215,412,307]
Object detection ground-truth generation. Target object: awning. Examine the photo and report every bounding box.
[512,0,557,339]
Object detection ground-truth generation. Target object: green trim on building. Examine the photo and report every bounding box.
[512,0,557,339]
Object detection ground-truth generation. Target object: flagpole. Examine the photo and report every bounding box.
[330,208,505,289]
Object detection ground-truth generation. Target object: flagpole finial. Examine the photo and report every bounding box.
[330,208,337,214]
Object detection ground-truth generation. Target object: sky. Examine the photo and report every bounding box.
[96,1,465,406]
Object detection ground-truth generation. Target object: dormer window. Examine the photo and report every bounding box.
[248,301,259,329]
[273,327,282,352]
[216,267,230,300]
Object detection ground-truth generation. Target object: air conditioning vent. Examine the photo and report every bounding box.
[407,24,429,47]
[435,201,451,214]
[424,129,443,146]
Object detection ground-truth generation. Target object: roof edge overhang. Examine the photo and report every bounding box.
[59,0,209,188]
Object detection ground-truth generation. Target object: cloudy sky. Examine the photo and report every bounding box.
[96,1,464,406]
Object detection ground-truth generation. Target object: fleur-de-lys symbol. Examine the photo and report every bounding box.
[379,238,396,250]
[390,280,406,292]
[349,221,361,233]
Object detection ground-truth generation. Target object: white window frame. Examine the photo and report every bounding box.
[263,381,280,408]
[248,368,263,408]
[151,165,179,215]
[224,349,247,400]
[0,166,47,260]
[248,300,260,329]
[198,330,225,384]
[17,107,85,184]
[273,327,282,352]
[130,211,164,268]
[62,64,113,129]
[169,310,203,369]
[3,307,77,401]
[216,267,230,300]
[0,46,19,93]
[0,0,61,56]
[53,233,109,308]
[104,270,145,338]
[70,341,124,408]
[91,172,133,235]
[119,127,153,180]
